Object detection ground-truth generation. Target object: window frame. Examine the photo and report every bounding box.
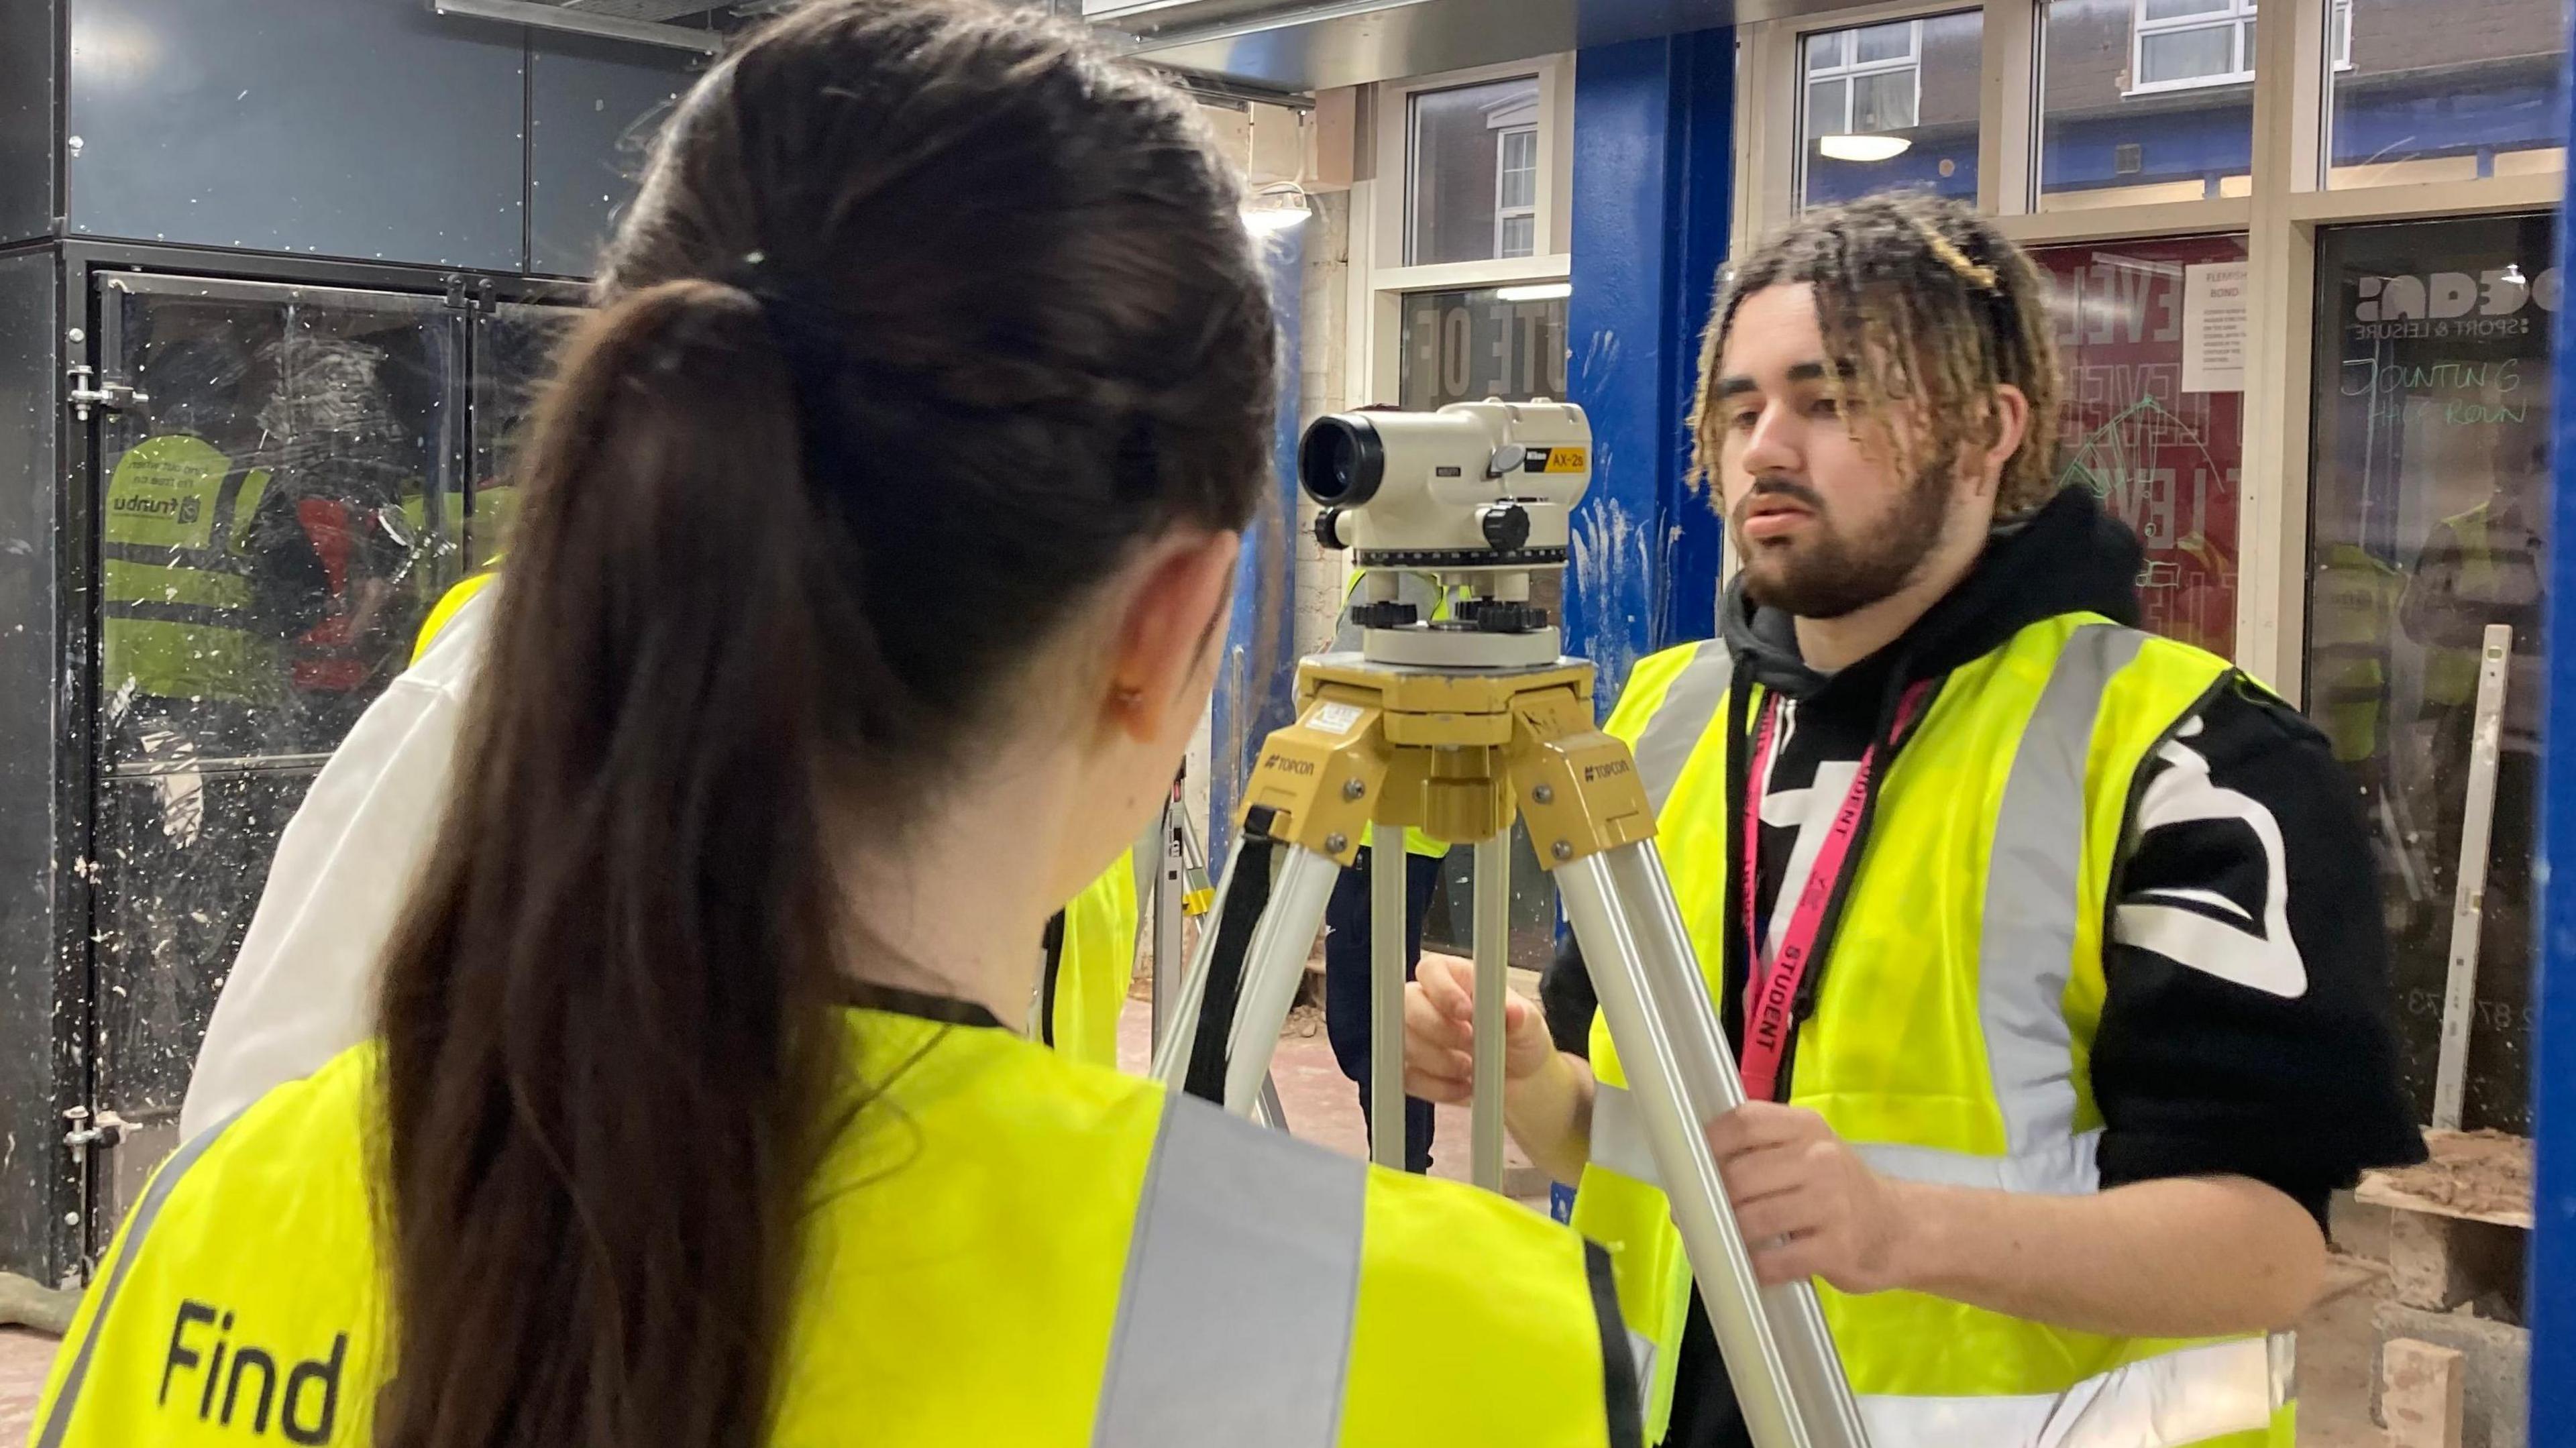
[1806,18,1927,135]
[1353,56,1576,422]
[1493,123,1540,258]
[2128,0,2259,96]
[1734,0,2561,700]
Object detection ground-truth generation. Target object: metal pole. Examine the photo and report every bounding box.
[1471,835,1511,1192]
[1371,838,1409,1170]
[2433,622,2514,1132]
[1603,842,1871,1447]
[1149,802,1185,1056]
[1558,854,1819,1448]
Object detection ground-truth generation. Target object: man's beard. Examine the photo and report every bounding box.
[1731,463,1954,621]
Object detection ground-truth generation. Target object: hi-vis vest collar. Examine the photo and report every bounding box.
[38,1009,1634,1448]
[1571,614,2293,1448]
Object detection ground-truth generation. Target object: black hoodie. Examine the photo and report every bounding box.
[1542,489,2424,1448]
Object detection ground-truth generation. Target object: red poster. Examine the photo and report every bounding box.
[2031,235,2250,659]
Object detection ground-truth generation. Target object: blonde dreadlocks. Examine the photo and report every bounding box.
[1689,194,2063,516]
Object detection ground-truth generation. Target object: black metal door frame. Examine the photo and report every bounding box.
[55,239,579,1265]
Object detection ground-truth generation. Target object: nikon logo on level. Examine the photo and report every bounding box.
[1521,448,1587,474]
[159,1300,347,1443]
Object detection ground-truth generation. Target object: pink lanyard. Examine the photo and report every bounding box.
[1735,681,1931,1103]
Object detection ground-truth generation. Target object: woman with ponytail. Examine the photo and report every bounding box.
[34,5,1640,1446]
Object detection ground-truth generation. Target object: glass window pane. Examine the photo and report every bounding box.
[2307,214,2558,1131]
[2031,234,2249,661]
[2042,0,2255,210]
[102,287,455,763]
[2328,0,2567,189]
[1807,77,1849,135]
[1397,287,1568,409]
[1807,27,1849,71]
[1855,20,1915,63]
[1854,70,1919,132]
[1498,129,1538,210]
[1405,75,1541,266]
[1499,213,1536,258]
[1799,9,1982,209]
[2142,0,2233,19]
[2141,26,2238,84]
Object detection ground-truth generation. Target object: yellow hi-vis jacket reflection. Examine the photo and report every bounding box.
[34,1010,1640,1447]
[101,434,284,707]
[1570,614,2294,1448]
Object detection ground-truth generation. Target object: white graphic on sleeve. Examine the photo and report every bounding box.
[2112,725,2310,999]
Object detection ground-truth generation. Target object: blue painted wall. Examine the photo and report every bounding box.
[2528,33,2576,1445]
[1562,27,1736,716]
[1208,226,1305,860]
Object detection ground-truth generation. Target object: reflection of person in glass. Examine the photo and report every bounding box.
[250,330,428,740]
[2398,427,2544,1066]
[102,324,329,758]
[95,322,333,1126]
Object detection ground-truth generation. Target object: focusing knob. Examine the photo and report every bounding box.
[1479,503,1532,553]
[1313,506,1349,551]
[1349,601,1421,629]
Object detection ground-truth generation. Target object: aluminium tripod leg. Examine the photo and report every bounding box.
[1471,835,1510,1192]
[1371,837,1408,1169]
[1150,832,1342,1119]
[1599,841,1870,1447]
[1558,843,1871,1448]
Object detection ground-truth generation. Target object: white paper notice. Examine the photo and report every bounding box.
[2182,262,2249,394]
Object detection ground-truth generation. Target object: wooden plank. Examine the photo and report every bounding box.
[2383,1337,2466,1448]
[2358,1131,2534,1231]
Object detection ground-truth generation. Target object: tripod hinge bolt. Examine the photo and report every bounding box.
[1532,784,1555,804]
[1551,840,1573,861]
[1342,778,1366,801]
[1325,832,1350,854]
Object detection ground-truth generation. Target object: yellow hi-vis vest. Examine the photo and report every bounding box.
[2309,543,2401,765]
[1568,614,2294,1448]
[1049,849,1140,1068]
[36,1009,1637,1448]
[101,435,284,708]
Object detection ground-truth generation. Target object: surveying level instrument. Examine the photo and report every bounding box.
[1155,400,1870,1448]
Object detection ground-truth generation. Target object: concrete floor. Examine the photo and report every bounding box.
[0,994,2399,1441]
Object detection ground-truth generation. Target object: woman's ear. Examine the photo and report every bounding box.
[1101,530,1240,743]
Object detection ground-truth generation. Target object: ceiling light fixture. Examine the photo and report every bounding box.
[1817,133,1911,163]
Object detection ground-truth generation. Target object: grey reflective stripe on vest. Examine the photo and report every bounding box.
[1093,1096,1367,1447]
[1921,622,2144,1197]
[1631,643,1735,813]
[35,1113,242,1448]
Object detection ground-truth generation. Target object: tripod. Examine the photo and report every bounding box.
[1152,649,1870,1448]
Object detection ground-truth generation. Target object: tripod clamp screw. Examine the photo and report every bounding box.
[1552,840,1574,861]
[1325,832,1350,854]
[1343,779,1367,801]
[1532,784,1555,804]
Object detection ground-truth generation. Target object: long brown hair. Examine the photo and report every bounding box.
[1690,193,2065,514]
[370,6,1277,1447]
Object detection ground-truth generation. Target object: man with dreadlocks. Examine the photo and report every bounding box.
[1401,194,2421,1447]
